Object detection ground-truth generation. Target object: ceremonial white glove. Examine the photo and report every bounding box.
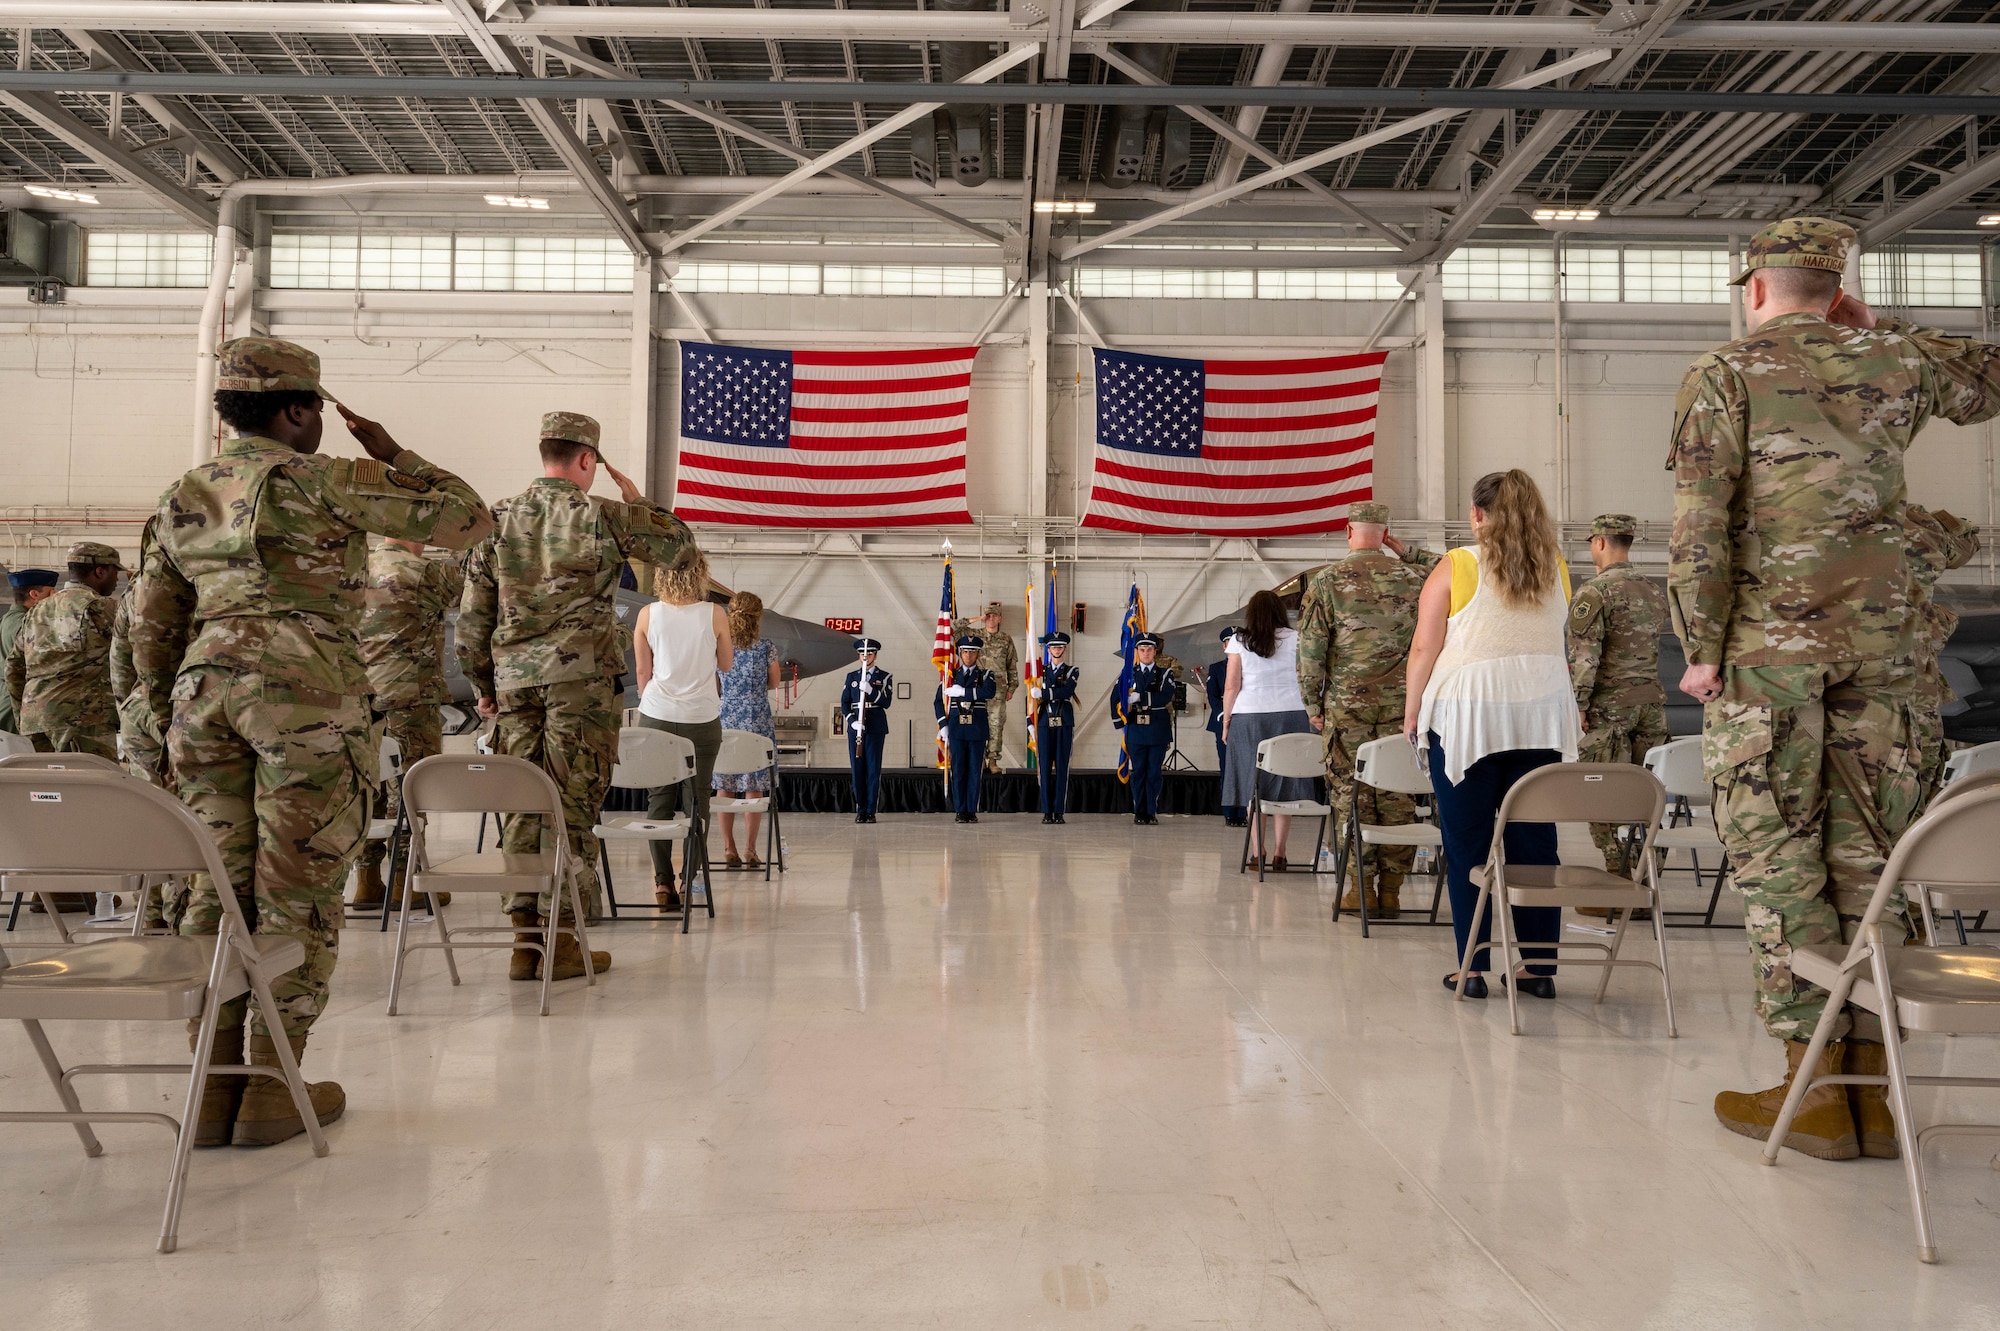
[1128,689,1141,703]
[1030,687,1043,700]
[937,728,947,743]
[849,720,860,733]
[945,684,966,698]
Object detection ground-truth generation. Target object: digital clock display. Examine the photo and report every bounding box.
[825,617,865,634]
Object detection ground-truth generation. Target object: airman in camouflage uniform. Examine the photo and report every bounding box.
[354,539,466,907]
[457,410,694,979]
[1295,501,1434,917]
[110,518,167,783]
[1568,514,1670,875]
[1905,506,1980,806]
[134,337,492,1147]
[1,568,59,733]
[952,601,1019,771]
[1671,218,2000,1160]
[5,541,123,760]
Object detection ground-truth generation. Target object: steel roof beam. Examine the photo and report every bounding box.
[1863,149,2000,245]
[0,89,217,225]
[3,5,2000,53]
[13,68,2000,117]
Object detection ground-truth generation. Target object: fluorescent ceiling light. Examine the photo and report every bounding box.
[1979,213,2000,227]
[1033,199,1097,215]
[484,194,550,210]
[25,184,99,205]
[1532,207,1600,222]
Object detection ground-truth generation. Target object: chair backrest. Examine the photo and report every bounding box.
[1943,740,2000,785]
[0,751,125,774]
[1930,767,2000,807]
[0,731,36,759]
[610,727,696,789]
[714,729,775,777]
[400,753,565,819]
[1855,786,2000,946]
[1494,763,1667,836]
[1644,737,1706,800]
[1255,732,1325,781]
[1354,735,1432,796]
[378,734,403,783]
[0,769,246,930]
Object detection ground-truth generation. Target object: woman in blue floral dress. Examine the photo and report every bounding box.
[716,592,780,866]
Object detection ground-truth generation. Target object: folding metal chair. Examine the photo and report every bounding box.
[355,735,410,932]
[593,727,712,932]
[1641,738,1733,928]
[1237,733,1332,882]
[709,729,784,880]
[1941,739,2000,787]
[0,751,154,938]
[1911,769,2000,944]
[1457,762,1677,1037]
[0,768,327,1252]
[1762,784,2000,1264]
[388,753,597,1018]
[1331,735,1448,935]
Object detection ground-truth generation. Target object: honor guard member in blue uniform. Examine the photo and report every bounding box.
[1117,631,1176,825]
[1034,632,1080,823]
[1204,627,1247,826]
[935,635,998,822]
[839,638,893,823]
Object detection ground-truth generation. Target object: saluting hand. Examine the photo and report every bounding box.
[1827,291,1878,330]
[598,457,645,504]
[337,404,405,463]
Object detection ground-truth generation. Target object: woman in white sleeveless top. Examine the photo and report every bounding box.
[634,545,732,911]
[1404,470,1578,1002]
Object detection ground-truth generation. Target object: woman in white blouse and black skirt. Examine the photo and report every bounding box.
[1404,470,1580,1001]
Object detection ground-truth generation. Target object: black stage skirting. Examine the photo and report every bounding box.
[770,767,1248,816]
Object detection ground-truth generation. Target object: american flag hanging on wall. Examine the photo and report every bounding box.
[1079,348,1388,538]
[674,341,977,528]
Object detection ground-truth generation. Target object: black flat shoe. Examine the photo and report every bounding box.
[1444,973,1489,1000]
[1054,814,1066,824]
[1041,814,1055,824]
[966,814,979,824]
[1504,975,1557,1000]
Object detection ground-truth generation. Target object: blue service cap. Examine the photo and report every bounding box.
[1219,626,1238,643]
[1044,631,1071,647]
[954,634,984,651]
[1134,631,1163,649]
[854,637,882,653]
[7,568,59,591]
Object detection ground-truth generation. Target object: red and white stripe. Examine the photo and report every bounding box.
[1081,351,1387,538]
[675,346,976,528]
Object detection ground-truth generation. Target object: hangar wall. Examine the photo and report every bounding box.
[3,285,1993,770]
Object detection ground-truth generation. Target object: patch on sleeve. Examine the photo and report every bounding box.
[1569,592,1601,628]
[386,469,432,493]
[351,458,386,487]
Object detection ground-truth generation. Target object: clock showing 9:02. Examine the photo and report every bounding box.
[825,617,865,634]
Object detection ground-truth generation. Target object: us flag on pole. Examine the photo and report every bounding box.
[1080,348,1388,537]
[674,341,976,528]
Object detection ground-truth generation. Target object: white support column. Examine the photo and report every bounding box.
[1728,235,1746,340]
[1550,235,1569,525]
[1418,263,1448,523]
[630,254,660,500]
[1028,279,1050,519]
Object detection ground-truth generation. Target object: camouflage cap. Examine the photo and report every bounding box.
[1348,501,1391,525]
[215,336,335,403]
[65,540,125,569]
[1729,216,1855,287]
[982,600,1004,617]
[541,411,601,450]
[1591,513,1640,539]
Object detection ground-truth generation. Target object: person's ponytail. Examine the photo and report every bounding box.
[1469,469,1563,607]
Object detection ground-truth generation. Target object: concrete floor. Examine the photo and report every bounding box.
[4,812,1998,1329]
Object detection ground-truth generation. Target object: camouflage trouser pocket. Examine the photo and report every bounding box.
[304,725,373,867]
[1702,699,1772,789]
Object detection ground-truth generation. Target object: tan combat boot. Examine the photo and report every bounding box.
[1377,872,1404,920]
[542,916,611,980]
[1844,1040,1901,1159]
[188,1021,245,1149]
[509,907,542,981]
[1714,1039,1859,1160]
[232,1031,345,1147]
[1338,874,1381,914]
[352,859,387,910]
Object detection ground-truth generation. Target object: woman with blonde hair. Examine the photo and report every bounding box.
[1404,469,1579,1001]
[634,544,731,911]
[715,590,781,866]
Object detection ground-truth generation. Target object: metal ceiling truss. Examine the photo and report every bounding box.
[3,2,1998,259]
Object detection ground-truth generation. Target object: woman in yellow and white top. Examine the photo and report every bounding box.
[1404,470,1577,1002]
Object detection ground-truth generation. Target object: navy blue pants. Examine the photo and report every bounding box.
[947,724,986,815]
[1036,716,1073,816]
[1213,734,1245,820]
[1126,725,1168,819]
[1427,735,1561,977]
[849,730,884,817]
